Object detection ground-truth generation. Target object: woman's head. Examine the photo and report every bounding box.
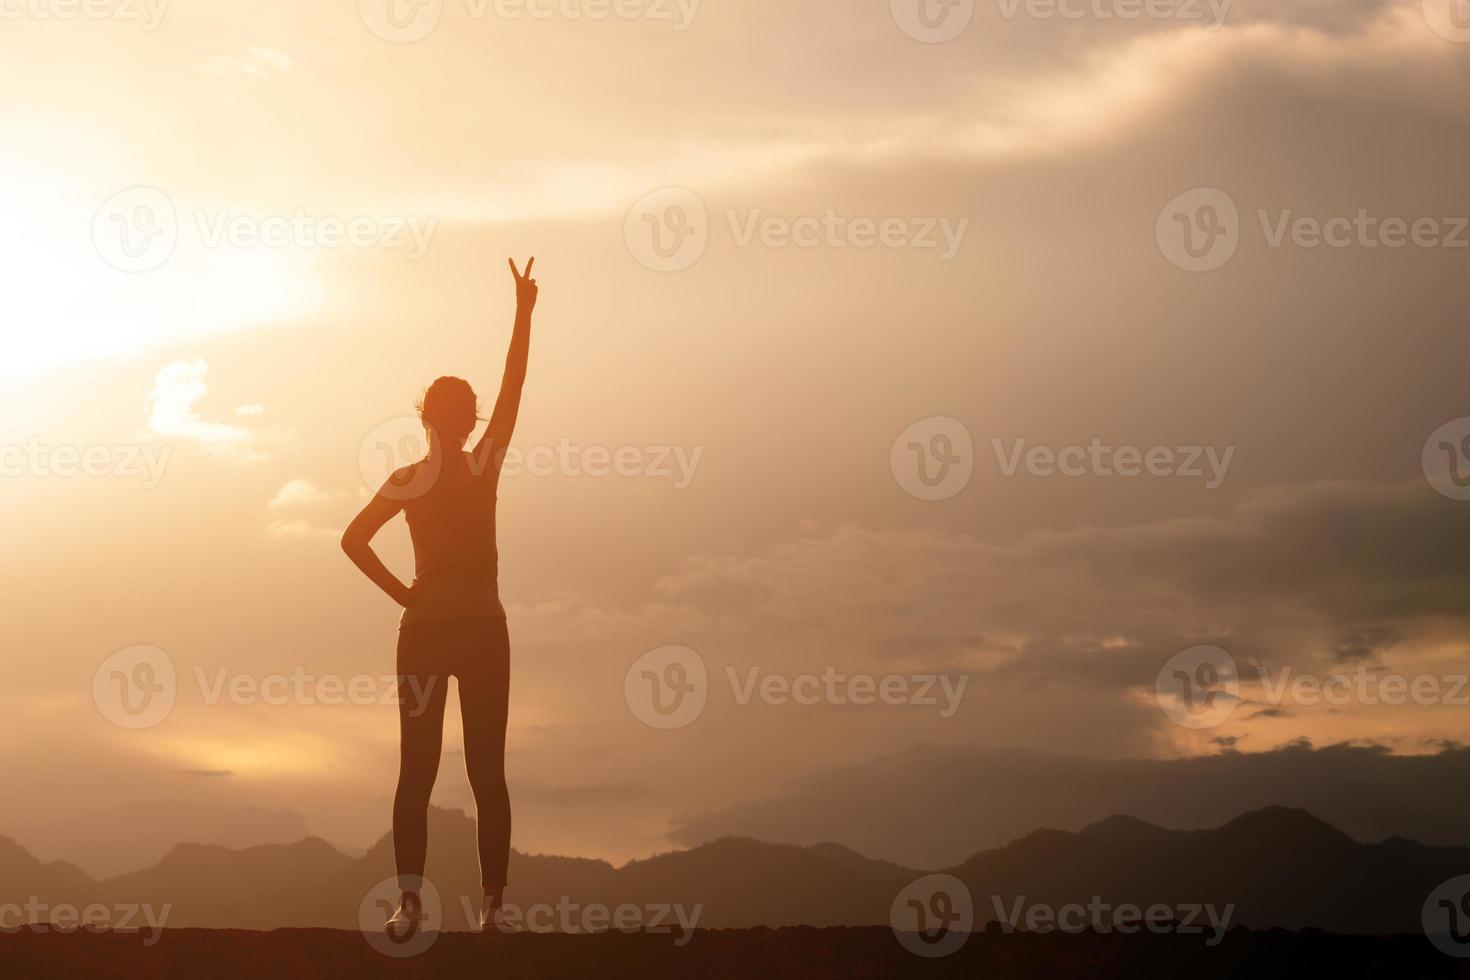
[418,376,479,447]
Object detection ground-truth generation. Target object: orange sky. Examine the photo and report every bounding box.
[4,0,1470,878]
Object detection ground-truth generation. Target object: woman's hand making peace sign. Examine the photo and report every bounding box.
[510,257,538,314]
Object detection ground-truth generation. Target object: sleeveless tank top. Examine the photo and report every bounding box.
[397,454,506,628]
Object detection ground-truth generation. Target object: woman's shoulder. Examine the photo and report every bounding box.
[383,456,495,503]
[388,461,423,485]
[383,460,436,504]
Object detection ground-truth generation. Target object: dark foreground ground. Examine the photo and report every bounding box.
[1,927,1465,979]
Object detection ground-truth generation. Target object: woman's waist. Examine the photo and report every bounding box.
[413,557,499,584]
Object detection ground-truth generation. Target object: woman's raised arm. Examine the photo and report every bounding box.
[472,257,538,475]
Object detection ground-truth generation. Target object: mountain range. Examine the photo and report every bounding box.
[4,806,1466,934]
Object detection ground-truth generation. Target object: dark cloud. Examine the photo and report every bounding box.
[652,481,1470,695]
[1335,626,1401,663]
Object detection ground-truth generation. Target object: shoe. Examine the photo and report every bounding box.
[479,892,502,933]
[386,893,423,937]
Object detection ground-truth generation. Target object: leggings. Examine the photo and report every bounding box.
[394,616,511,891]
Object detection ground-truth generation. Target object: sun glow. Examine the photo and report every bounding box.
[152,734,337,777]
[0,174,322,380]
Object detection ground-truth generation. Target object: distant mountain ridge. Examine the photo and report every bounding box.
[4,805,1466,933]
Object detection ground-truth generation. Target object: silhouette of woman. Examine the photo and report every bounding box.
[342,258,538,933]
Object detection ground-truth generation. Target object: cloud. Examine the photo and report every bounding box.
[265,478,342,540]
[960,13,1430,159]
[268,478,334,511]
[193,47,293,78]
[505,479,1470,768]
[145,359,262,461]
[640,480,1470,689]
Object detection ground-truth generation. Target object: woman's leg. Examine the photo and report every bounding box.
[394,625,450,892]
[457,617,512,892]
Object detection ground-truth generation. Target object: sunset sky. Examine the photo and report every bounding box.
[4,0,1470,879]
